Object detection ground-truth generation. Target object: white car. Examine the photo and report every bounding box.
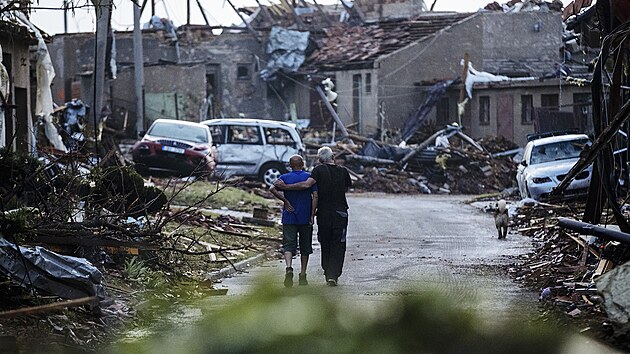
[201,118,305,186]
[516,133,592,200]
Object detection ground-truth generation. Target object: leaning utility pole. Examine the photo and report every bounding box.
[133,1,145,137]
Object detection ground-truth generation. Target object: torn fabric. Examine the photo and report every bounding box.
[464,61,509,99]
[260,27,309,81]
[15,12,67,153]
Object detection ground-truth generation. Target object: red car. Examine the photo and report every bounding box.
[131,119,217,177]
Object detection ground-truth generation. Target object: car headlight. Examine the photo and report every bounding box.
[532,177,552,184]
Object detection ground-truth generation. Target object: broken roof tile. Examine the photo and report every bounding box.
[306,13,475,71]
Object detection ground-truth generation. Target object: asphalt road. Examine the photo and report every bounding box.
[116,193,619,352]
[219,194,536,322]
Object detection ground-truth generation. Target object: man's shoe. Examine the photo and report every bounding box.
[326,278,337,287]
[298,273,308,286]
[284,267,294,288]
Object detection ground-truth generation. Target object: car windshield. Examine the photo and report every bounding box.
[530,138,590,165]
[148,122,208,143]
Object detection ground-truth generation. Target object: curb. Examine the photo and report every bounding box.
[206,253,266,281]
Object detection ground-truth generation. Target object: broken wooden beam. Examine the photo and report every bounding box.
[0,296,98,319]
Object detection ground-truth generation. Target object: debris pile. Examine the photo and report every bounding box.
[312,128,520,195]
[506,200,630,349]
[0,148,282,350]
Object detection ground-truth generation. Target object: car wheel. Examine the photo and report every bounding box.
[259,162,286,186]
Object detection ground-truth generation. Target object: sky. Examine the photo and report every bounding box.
[28,0,573,35]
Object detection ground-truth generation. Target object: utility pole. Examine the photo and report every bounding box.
[187,0,191,25]
[92,0,112,155]
[458,52,470,126]
[133,2,145,137]
[63,0,68,33]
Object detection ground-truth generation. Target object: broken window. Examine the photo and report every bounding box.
[365,73,372,93]
[228,125,261,144]
[521,95,533,125]
[436,97,450,126]
[264,127,294,145]
[573,93,591,132]
[479,96,490,125]
[541,94,559,110]
[237,64,251,80]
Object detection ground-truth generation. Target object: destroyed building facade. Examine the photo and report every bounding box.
[46,1,593,148]
[0,20,38,152]
[302,9,592,146]
[48,26,279,132]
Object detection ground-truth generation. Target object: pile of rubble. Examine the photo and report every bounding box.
[505,200,630,350]
[307,127,520,196]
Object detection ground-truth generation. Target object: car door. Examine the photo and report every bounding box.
[215,124,264,177]
[261,126,300,165]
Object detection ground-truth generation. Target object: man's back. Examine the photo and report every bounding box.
[311,164,352,211]
[279,170,316,224]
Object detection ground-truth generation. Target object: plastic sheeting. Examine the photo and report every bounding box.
[0,238,106,303]
[15,12,67,153]
[260,27,309,81]
[358,140,409,162]
[400,80,455,143]
[464,62,509,99]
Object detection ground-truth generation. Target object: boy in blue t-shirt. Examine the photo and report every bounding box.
[270,155,318,287]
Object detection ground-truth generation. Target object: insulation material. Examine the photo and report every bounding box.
[15,12,67,153]
[260,27,309,81]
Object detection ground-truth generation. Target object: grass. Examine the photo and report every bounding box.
[163,181,273,211]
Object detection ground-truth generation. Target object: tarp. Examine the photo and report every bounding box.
[260,27,309,81]
[358,140,409,162]
[0,238,106,303]
[400,80,456,143]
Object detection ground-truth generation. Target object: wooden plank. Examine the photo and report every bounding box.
[0,296,98,318]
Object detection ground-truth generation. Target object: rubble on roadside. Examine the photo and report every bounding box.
[502,199,630,351]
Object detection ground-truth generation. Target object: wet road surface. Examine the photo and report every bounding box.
[217,194,536,321]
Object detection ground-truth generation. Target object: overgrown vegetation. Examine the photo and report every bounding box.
[110,282,568,354]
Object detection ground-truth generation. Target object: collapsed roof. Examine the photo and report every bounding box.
[306,12,474,71]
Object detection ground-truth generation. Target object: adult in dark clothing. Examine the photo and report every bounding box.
[274,146,352,286]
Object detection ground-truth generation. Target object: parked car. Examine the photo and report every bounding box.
[516,133,592,200]
[201,118,304,186]
[131,119,217,177]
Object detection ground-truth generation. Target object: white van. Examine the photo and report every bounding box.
[201,118,305,186]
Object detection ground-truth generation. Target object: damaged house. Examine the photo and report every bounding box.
[0,17,41,152]
[297,1,593,146]
[48,25,274,132]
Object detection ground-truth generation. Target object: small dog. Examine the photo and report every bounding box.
[494,199,509,239]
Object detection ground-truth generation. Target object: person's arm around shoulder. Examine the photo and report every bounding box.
[274,176,316,190]
[270,184,294,213]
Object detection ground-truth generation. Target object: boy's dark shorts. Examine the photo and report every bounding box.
[282,224,313,256]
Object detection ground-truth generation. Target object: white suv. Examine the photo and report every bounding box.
[516,133,592,200]
[201,118,305,186]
